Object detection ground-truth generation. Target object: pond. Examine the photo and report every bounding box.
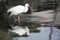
[12,27,60,40]
[0,10,60,40]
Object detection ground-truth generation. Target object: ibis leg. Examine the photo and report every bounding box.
[18,15,20,25]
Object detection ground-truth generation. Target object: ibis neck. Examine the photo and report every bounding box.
[24,6,28,13]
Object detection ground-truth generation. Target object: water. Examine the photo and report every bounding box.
[0,10,60,40]
[13,27,60,40]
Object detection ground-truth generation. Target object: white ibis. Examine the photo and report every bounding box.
[7,3,31,24]
[8,25,30,36]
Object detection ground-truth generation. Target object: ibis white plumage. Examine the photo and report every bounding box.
[7,3,31,24]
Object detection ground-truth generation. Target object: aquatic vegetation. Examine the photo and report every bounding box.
[0,30,12,40]
[21,22,41,29]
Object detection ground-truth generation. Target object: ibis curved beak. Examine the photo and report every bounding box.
[28,5,32,10]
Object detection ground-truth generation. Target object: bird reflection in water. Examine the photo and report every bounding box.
[8,25,30,37]
[8,24,40,37]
